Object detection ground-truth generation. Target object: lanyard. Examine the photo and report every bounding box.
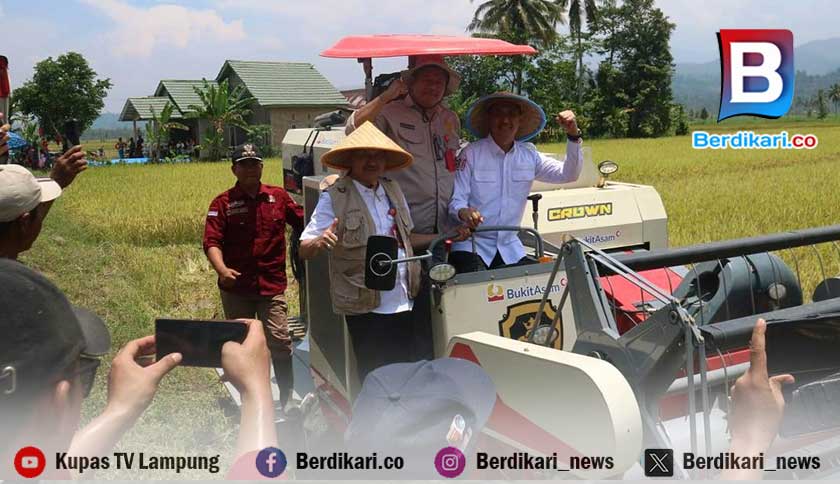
[382,191,405,249]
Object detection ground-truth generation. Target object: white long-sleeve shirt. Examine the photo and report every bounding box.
[449,136,583,266]
[301,178,413,314]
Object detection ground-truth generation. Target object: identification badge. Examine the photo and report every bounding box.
[445,149,457,172]
[227,207,249,216]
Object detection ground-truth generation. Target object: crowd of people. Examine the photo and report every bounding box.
[0,54,799,480]
[115,136,144,159]
[115,136,197,160]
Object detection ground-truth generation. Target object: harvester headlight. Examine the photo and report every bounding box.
[598,160,619,176]
[429,263,456,283]
[597,160,619,188]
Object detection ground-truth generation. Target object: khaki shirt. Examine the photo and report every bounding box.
[347,96,461,234]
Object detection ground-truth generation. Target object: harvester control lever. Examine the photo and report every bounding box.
[528,193,542,231]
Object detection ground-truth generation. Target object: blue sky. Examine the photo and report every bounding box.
[4,0,839,112]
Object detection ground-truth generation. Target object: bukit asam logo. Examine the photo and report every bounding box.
[487,284,504,302]
[717,29,794,121]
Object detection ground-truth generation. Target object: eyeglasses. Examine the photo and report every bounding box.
[0,355,101,399]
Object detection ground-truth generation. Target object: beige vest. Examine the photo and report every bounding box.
[327,176,421,315]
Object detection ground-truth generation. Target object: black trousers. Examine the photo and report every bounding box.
[345,311,414,384]
[450,250,536,273]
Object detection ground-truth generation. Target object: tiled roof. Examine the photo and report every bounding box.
[216,60,347,107]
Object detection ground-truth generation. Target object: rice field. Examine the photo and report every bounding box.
[20,119,840,477]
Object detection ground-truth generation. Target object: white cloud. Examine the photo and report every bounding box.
[80,0,246,57]
[214,0,475,47]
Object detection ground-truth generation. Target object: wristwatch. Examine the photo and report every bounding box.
[566,129,583,142]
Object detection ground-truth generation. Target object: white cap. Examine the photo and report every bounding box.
[0,164,62,222]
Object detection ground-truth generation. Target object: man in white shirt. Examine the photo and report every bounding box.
[449,92,584,272]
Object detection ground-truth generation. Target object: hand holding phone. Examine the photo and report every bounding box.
[63,119,81,152]
[156,318,248,368]
[107,335,183,419]
[728,319,792,452]
[219,318,271,395]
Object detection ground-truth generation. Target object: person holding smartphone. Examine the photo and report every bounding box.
[0,259,278,479]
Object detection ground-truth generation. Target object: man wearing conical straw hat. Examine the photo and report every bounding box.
[448,92,584,272]
[299,122,468,382]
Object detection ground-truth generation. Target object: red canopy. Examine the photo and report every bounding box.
[321,35,536,59]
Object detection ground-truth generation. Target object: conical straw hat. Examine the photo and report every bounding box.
[466,92,547,142]
[321,121,413,171]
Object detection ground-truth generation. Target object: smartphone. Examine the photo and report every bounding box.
[155,318,248,368]
[766,316,840,436]
[63,119,81,152]
[766,316,840,379]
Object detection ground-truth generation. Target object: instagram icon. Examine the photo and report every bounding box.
[435,447,466,478]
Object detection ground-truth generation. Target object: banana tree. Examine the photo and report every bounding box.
[188,79,255,161]
[12,113,41,164]
[145,102,188,163]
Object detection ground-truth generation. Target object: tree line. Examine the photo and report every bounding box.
[457,0,684,140]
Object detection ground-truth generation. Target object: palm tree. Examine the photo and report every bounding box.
[468,0,566,93]
[829,83,840,116]
[469,0,564,45]
[558,0,597,104]
[145,102,188,163]
[188,79,255,161]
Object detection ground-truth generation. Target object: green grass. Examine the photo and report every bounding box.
[19,121,840,477]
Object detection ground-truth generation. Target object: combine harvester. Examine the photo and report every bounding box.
[269,35,840,479]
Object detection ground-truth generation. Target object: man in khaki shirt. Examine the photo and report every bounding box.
[346,55,463,359]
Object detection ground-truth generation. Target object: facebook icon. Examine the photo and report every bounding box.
[717,29,794,121]
[256,447,287,478]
